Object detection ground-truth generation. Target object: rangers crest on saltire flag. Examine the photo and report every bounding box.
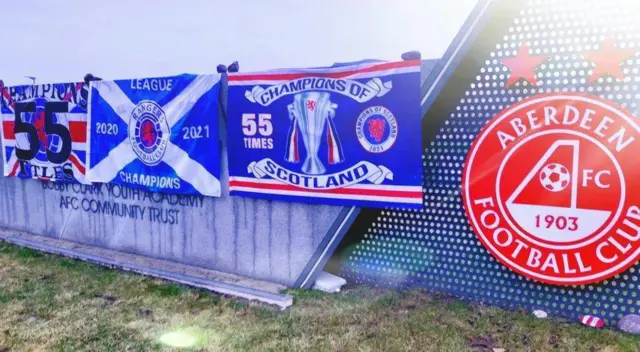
[227,60,423,208]
[86,74,222,196]
[0,82,89,183]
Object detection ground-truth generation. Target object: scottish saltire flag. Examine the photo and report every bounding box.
[87,74,222,196]
[227,60,423,208]
[0,82,89,183]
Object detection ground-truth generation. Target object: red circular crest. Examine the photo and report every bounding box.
[462,93,640,285]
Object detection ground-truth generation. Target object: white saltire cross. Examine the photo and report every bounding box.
[86,75,221,196]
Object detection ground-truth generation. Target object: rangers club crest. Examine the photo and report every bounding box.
[462,93,640,285]
[128,100,170,166]
[356,105,398,153]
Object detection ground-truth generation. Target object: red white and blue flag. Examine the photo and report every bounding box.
[0,82,88,183]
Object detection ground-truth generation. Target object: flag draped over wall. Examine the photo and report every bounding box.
[0,82,89,183]
[226,60,424,208]
[86,74,222,197]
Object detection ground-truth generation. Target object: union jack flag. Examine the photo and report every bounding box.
[0,82,88,183]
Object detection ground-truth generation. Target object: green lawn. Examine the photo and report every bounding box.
[0,242,639,351]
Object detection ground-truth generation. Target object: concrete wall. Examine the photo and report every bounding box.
[0,60,437,287]
[0,152,343,287]
[0,78,344,286]
[0,142,344,286]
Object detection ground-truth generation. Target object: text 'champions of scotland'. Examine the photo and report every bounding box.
[86,75,222,197]
[0,82,89,183]
[227,60,424,208]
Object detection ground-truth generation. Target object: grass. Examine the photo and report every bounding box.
[0,242,639,351]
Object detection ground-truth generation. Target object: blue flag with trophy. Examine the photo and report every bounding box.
[86,74,222,197]
[227,60,423,208]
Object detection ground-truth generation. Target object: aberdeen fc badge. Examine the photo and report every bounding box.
[463,94,640,285]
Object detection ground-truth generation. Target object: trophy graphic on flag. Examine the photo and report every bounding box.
[285,92,344,174]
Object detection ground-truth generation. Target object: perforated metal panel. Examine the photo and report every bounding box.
[340,0,640,324]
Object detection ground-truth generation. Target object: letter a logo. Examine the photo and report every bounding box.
[463,94,640,285]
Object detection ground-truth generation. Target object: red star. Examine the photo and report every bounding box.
[583,37,636,83]
[500,42,549,87]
